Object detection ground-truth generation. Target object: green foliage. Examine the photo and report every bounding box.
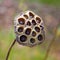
[28,0,60,6]
[40,0,60,6]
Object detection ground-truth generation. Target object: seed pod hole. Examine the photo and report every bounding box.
[30,38,35,43]
[18,18,25,25]
[37,34,43,41]
[36,17,41,23]
[32,20,36,25]
[26,21,31,26]
[35,26,40,32]
[18,27,23,32]
[29,12,34,18]
[32,31,36,37]
[24,15,28,19]
[25,28,31,35]
[20,35,27,42]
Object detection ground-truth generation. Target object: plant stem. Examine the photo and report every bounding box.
[6,39,16,60]
[44,27,58,60]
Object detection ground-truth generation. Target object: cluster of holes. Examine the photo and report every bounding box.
[30,34,43,44]
[18,27,43,44]
[17,11,43,44]
[17,26,43,44]
[18,12,41,26]
[19,34,43,44]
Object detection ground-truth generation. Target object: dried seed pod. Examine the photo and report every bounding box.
[14,10,45,47]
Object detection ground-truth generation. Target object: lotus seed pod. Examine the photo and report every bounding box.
[14,11,45,47]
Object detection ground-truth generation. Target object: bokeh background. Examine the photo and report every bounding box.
[0,0,60,60]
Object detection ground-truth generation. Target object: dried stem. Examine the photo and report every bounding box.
[44,26,58,60]
[6,39,16,60]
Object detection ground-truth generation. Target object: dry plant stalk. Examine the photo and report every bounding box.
[44,26,58,60]
[6,39,16,60]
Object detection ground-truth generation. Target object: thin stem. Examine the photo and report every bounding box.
[6,39,16,60]
[44,27,58,60]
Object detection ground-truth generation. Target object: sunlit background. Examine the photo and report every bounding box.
[0,0,60,60]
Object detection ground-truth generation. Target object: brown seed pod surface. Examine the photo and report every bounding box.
[14,10,45,47]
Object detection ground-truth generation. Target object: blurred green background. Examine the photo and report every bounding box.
[0,0,60,60]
